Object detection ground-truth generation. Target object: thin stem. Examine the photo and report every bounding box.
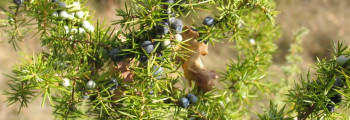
[298,104,316,120]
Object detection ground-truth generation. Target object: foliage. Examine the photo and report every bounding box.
[257,101,290,120]
[3,0,349,120]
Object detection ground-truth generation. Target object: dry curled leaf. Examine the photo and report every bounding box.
[110,58,135,100]
[179,26,218,92]
[109,58,135,83]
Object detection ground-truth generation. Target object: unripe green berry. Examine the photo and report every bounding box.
[78,27,85,34]
[82,21,94,32]
[75,11,84,19]
[249,38,256,45]
[62,78,70,87]
[82,21,91,28]
[59,10,69,19]
[336,55,349,66]
[161,40,171,49]
[64,26,70,33]
[52,11,59,17]
[71,28,78,33]
[67,13,75,20]
[70,2,81,10]
[86,80,96,90]
[174,34,182,42]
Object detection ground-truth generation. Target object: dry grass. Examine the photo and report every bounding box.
[0,0,349,119]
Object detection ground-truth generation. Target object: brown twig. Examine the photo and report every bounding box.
[237,0,249,9]
[193,111,208,120]
[298,104,316,120]
[71,78,76,105]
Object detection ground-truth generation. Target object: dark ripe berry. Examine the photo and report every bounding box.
[109,48,123,62]
[82,95,89,100]
[334,77,344,87]
[316,80,322,85]
[156,52,163,57]
[108,78,118,90]
[89,95,97,101]
[101,48,110,59]
[164,17,176,24]
[163,11,175,24]
[52,0,59,2]
[164,98,172,104]
[171,19,183,33]
[58,2,67,8]
[13,0,23,5]
[162,0,174,3]
[141,41,154,54]
[203,40,209,44]
[153,66,163,79]
[330,94,342,104]
[153,66,163,75]
[203,16,215,27]
[179,97,190,108]
[155,22,169,35]
[149,90,154,95]
[156,52,165,60]
[326,104,335,113]
[186,94,198,104]
[82,93,90,99]
[139,55,148,63]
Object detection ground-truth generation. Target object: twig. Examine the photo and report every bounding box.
[298,104,316,120]
[193,111,208,120]
[237,0,249,9]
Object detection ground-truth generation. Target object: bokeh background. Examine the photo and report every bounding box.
[0,0,349,119]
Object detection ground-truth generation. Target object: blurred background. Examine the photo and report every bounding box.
[0,0,349,119]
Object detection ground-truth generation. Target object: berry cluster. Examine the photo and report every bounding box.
[51,0,94,35]
[308,77,345,113]
[50,1,100,95]
[308,55,349,113]
[325,55,349,112]
[179,94,198,108]
[57,0,218,104]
